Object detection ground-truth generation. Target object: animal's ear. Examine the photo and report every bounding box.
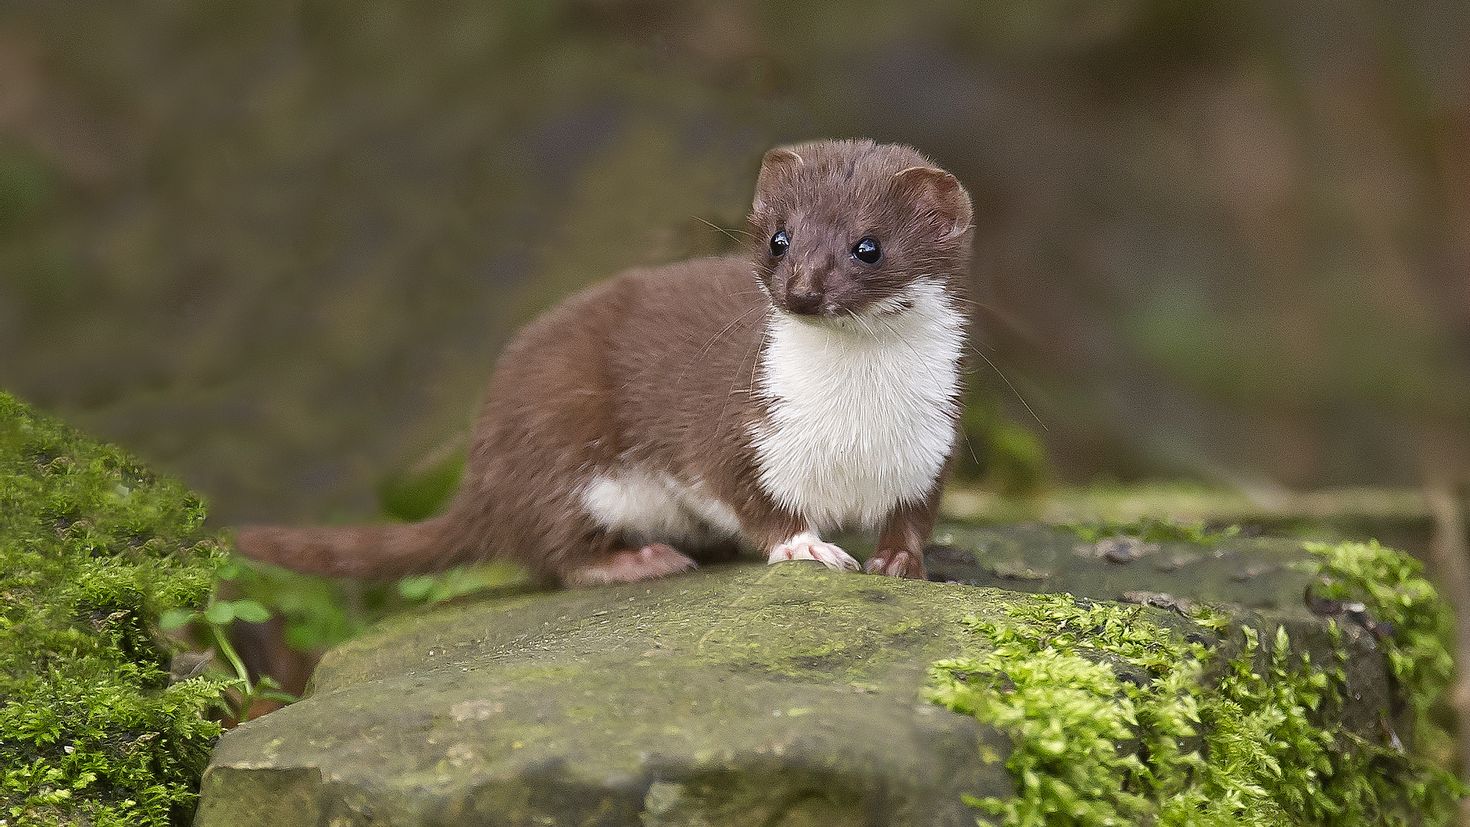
[752,146,804,215]
[892,166,973,239]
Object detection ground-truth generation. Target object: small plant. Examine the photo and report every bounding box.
[160,597,296,723]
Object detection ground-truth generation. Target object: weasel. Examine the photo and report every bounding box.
[236,139,973,585]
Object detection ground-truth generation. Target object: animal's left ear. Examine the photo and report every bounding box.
[892,166,973,239]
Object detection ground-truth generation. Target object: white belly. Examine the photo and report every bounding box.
[750,280,964,532]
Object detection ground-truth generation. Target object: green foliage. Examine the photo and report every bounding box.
[0,391,228,825]
[926,572,1463,826]
[376,451,465,523]
[222,556,528,654]
[955,396,1048,496]
[221,450,527,655]
[159,598,296,720]
[216,558,369,652]
[394,565,526,604]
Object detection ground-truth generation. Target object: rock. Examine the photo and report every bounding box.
[923,522,1313,610]
[197,526,1459,825]
[200,565,1013,826]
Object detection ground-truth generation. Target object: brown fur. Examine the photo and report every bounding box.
[234,139,974,584]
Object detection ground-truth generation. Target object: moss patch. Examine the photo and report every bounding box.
[1063,516,1240,546]
[927,539,1463,825]
[0,392,228,826]
[1301,539,1454,728]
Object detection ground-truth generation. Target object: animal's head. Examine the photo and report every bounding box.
[748,139,973,320]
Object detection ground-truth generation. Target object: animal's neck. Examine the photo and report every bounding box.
[750,279,966,530]
[758,279,966,400]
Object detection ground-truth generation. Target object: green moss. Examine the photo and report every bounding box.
[926,542,1464,826]
[1063,515,1240,546]
[1180,623,1459,825]
[0,391,228,826]
[1300,539,1454,726]
[926,597,1208,824]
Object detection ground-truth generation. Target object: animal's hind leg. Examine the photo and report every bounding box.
[561,542,697,587]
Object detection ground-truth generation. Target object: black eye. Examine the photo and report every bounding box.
[769,230,790,257]
[852,237,881,264]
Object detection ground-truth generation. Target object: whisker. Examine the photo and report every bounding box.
[692,215,754,243]
[870,313,984,470]
[718,309,770,436]
[673,304,765,392]
[966,342,1048,432]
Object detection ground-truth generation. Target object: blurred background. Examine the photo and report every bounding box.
[2,2,1467,523]
[3,0,1470,794]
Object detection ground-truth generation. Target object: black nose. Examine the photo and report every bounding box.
[786,290,823,315]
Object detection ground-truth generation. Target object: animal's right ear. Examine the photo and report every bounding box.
[752,147,803,214]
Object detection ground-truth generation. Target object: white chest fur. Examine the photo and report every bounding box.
[750,280,965,532]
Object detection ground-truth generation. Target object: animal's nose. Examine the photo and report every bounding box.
[785,267,825,315]
[786,288,823,315]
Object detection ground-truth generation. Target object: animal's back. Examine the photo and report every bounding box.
[458,256,767,574]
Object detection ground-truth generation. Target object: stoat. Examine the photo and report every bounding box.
[236,139,973,586]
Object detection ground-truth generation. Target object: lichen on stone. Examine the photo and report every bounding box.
[0,392,228,826]
[926,536,1464,826]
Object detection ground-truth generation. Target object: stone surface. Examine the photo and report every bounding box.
[201,564,1017,826]
[198,526,1413,826]
[924,522,1315,610]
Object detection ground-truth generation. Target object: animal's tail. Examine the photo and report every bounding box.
[233,513,472,579]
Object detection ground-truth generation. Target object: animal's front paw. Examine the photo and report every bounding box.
[767,532,860,572]
[863,548,927,579]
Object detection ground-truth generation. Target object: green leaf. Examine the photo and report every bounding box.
[397,575,436,600]
[158,608,197,631]
[230,599,271,623]
[203,602,235,625]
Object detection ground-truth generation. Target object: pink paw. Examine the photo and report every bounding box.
[566,543,697,587]
[863,548,927,579]
[766,532,860,572]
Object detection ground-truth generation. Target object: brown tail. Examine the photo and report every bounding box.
[233,514,472,579]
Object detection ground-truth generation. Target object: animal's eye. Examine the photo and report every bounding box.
[769,230,790,257]
[852,237,881,264]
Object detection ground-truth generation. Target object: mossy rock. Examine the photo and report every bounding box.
[199,527,1460,826]
[0,391,228,826]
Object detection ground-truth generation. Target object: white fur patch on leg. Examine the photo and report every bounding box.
[766,531,859,572]
[581,469,742,546]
